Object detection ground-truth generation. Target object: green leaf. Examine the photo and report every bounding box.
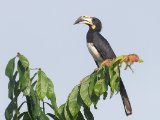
[90,93,99,109]
[46,78,61,118]
[80,76,92,107]
[17,60,31,95]
[76,111,85,120]
[19,70,31,96]
[26,87,41,119]
[17,60,25,77]
[5,99,16,120]
[18,54,29,69]
[64,103,71,120]
[36,70,49,100]
[88,74,96,98]
[58,104,65,116]
[46,79,56,99]
[83,106,94,120]
[110,73,120,95]
[103,69,109,100]
[109,66,116,97]
[94,79,107,97]
[88,74,99,108]
[103,91,108,100]
[8,71,18,100]
[23,112,31,120]
[39,111,49,120]
[8,79,15,100]
[114,65,120,77]
[68,85,81,118]
[5,57,15,78]
[14,81,21,98]
[109,67,113,81]
[97,67,106,80]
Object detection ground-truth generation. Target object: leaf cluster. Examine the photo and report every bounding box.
[5,53,143,120]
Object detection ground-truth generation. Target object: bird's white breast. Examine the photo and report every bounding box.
[87,43,103,65]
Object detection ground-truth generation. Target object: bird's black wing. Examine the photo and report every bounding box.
[93,32,116,59]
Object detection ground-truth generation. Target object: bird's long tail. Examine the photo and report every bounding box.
[120,79,132,116]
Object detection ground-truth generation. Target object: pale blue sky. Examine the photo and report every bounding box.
[0,0,160,119]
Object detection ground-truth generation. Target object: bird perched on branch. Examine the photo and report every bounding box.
[74,16,132,116]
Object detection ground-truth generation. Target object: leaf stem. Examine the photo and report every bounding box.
[43,101,45,113]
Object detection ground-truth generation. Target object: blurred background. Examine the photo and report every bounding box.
[0,0,160,119]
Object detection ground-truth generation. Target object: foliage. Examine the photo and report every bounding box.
[5,53,143,120]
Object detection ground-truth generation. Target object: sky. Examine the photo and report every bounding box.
[0,0,160,119]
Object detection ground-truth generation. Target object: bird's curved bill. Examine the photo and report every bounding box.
[74,17,83,25]
[74,16,93,25]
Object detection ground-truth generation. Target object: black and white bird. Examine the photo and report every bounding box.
[74,16,132,116]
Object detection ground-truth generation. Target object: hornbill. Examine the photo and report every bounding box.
[74,16,132,116]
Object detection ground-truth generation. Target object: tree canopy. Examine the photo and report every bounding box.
[5,53,143,120]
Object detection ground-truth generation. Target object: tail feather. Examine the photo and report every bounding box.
[120,79,132,116]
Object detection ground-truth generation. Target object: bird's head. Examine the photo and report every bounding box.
[74,16,102,32]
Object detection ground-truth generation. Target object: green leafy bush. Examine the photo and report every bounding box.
[5,53,143,120]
